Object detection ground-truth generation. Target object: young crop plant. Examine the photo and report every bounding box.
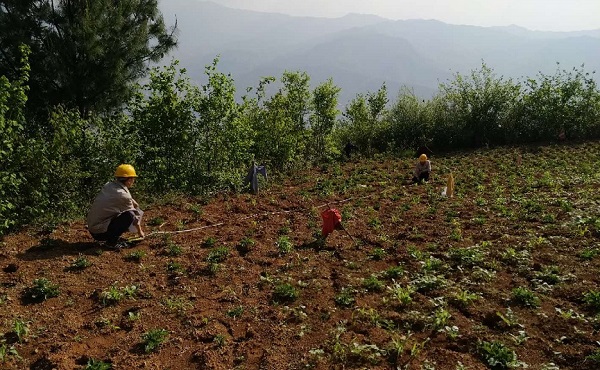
[496,308,521,328]
[226,305,244,318]
[334,287,356,308]
[85,358,113,370]
[362,275,385,292]
[272,283,299,303]
[512,287,540,308]
[162,296,192,314]
[147,216,165,227]
[100,285,124,306]
[71,254,92,270]
[213,333,226,347]
[411,274,448,292]
[237,237,255,255]
[383,265,404,280]
[13,318,29,343]
[206,246,229,263]
[583,290,600,312]
[165,242,183,256]
[431,307,452,331]
[276,236,293,254]
[23,278,60,302]
[448,246,484,267]
[167,260,185,274]
[387,282,415,307]
[124,250,146,262]
[421,257,445,273]
[578,248,600,261]
[141,329,168,353]
[478,340,519,369]
[202,236,217,248]
[369,247,386,260]
[0,344,20,362]
[452,289,480,308]
[534,265,561,285]
[586,349,600,363]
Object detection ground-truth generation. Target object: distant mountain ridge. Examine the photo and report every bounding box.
[159,0,600,103]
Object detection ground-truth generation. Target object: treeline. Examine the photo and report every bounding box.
[2,49,600,234]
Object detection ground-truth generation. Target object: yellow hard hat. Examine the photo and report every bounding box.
[419,154,428,162]
[114,164,138,178]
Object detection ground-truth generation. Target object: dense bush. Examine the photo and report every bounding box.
[2,50,600,235]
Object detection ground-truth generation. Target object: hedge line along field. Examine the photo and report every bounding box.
[0,141,599,370]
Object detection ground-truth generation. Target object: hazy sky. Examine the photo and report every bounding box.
[203,0,600,32]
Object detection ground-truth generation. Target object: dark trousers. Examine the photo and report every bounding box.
[412,171,430,184]
[91,211,134,243]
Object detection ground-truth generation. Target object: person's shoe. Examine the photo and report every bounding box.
[106,240,129,250]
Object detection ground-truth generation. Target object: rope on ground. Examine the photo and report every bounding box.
[145,185,401,236]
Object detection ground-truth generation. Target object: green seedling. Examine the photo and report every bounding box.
[226,306,244,318]
[141,329,168,353]
[272,283,299,303]
[13,319,29,343]
[100,285,124,306]
[512,287,540,308]
[276,236,293,254]
[583,290,600,312]
[334,288,356,308]
[24,278,60,301]
[85,358,112,370]
[478,340,519,369]
[362,275,384,292]
[206,246,229,263]
[71,255,92,269]
[125,250,146,262]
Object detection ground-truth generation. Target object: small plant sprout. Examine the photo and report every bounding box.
[387,282,414,306]
[141,329,168,353]
[100,285,124,306]
[583,290,600,312]
[206,245,229,263]
[478,340,519,369]
[24,278,60,301]
[276,236,293,254]
[431,308,451,331]
[13,318,29,343]
[226,305,244,318]
[362,275,384,292]
[334,287,356,308]
[71,254,92,269]
[213,334,226,347]
[369,247,386,260]
[512,286,540,308]
[496,308,521,328]
[125,250,146,262]
[272,283,299,303]
[383,265,404,280]
[452,289,480,308]
[85,358,113,370]
[237,237,255,255]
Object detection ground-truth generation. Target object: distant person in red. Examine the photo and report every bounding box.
[412,154,431,184]
[87,164,145,249]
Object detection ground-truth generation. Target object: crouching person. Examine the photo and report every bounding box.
[412,154,431,184]
[87,164,145,249]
